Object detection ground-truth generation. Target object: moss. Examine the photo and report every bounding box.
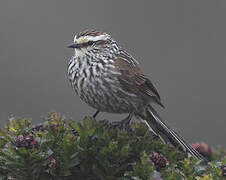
[0,112,225,180]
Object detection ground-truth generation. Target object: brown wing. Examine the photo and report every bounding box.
[114,53,164,108]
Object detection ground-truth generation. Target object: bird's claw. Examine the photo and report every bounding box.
[110,118,132,131]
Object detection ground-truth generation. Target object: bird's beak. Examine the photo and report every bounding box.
[67,42,79,48]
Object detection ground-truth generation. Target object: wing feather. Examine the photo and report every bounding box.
[113,53,164,108]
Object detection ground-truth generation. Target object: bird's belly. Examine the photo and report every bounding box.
[74,75,140,113]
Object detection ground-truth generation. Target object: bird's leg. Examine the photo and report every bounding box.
[71,110,100,137]
[92,110,100,118]
[110,112,134,130]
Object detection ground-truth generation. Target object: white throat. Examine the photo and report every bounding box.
[74,48,87,58]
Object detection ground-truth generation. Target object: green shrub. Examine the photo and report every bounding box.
[0,112,225,180]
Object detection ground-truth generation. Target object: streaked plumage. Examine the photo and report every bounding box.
[67,29,205,161]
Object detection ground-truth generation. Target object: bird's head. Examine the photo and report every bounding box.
[67,30,118,57]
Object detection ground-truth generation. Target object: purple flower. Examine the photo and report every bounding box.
[191,142,213,158]
[150,152,168,171]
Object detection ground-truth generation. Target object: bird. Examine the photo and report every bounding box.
[67,29,205,161]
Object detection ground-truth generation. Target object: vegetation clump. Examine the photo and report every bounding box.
[0,112,225,180]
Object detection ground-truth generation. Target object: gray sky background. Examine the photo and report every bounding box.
[0,0,225,147]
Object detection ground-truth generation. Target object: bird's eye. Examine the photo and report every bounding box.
[88,41,95,46]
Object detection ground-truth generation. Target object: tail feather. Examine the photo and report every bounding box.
[142,105,206,161]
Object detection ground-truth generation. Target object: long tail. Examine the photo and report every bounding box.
[140,105,206,161]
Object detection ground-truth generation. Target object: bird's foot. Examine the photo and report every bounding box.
[110,113,133,131]
[71,129,79,136]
